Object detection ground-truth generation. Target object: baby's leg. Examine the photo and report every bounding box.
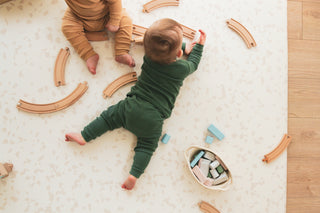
[61,9,98,74]
[65,133,86,145]
[114,9,135,67]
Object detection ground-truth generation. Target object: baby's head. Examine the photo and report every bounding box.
[144,18,183,64]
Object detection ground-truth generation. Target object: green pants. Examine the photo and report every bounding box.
[81,96,164,178]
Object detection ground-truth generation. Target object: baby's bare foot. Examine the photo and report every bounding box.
[121,175,137,190]
[115,54,135,67]
[86,54,99,75]
[65,133,86,145]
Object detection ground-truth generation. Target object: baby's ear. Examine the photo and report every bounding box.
[177,49,183,58]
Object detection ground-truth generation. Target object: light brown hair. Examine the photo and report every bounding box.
[143,18,183,64]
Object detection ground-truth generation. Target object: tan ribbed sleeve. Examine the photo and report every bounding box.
[107,0,122,26]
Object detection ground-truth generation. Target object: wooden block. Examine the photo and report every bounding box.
[210,169,220,179]
[190,151,205,168]
[203,151,215,161]
[192,165,207,183]
[205,135,214,144]
[212,172,228,185]
[208,124,224,140]
[209,160,219,169]
[198,158,211,176]
[161,133,171,144]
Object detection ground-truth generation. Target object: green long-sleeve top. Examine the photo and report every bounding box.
[127,43,204,119]
[127,43,204,178]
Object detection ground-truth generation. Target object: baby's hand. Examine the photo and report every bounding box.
[198,29,206,45]
[184,41,196,55]
[106,23,119,32]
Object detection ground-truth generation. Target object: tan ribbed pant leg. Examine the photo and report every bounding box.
[114,9,132,56]
[61,8,106,61]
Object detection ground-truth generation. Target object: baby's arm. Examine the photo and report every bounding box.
[186,30,206,73]
[105,0,122,32]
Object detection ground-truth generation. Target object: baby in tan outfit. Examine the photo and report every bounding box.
[62,0,135,74]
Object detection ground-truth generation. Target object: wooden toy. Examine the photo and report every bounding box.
[85,31,108,41]
[131,36,144,45]
[0,163,13,179]
[209,160,219,170]
[262,134,292,163]
[216,165,224,174]
[132,24,148,37]
[205,135,214,144]
[203,151,215,161]
[208,124,224,140]
[103,72,138,98]
[198,158,211,176]
[214,154,228,171]
[212,172,228,185]
[132,23,196,40]
[203,178,214,186]
[226,18,256,49]
[54,47,70,87]
[198,201,220,213]
[185,145,232,191]
[210,169,219,179]
[17,82,88,114]
[180,24,196,40]
[161,133,171,144]
[0,0,12,5]
[190,150,205,168]
[142,0,179,13]
[192,165,207,183]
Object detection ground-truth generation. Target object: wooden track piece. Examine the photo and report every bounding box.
[0,163,13,179]
[262,134,292,163]
[17,82,88,114]
[226,18,256,49]
[133,23,196,40]
[132,24,148,36]
[54,47,70,87]
[0,0,12,5]
[132,36,144,45]
[85,31,108,41]
[198,201,220,213]
[103,72,138,98]
[143,0,179,13]
[180,24,196,40]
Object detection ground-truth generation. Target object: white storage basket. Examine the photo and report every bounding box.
[184,145,232,191]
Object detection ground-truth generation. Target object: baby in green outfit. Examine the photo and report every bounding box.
[65,18,206,190]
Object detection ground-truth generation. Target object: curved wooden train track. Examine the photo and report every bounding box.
[17,82,88,114]
[133,23,196,40]
[198,201,220,213]
[0,0,12,5]
[0,163,13,179]
[262,134,292,163]
[54,47,70,87]
[131,36,144,45]
[103,72,137,98]
[132,24,147,36]
[143,0,179,13]
[226,18,256,49]
[85,31,108,41]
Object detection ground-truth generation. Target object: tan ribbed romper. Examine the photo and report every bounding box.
[61,0,132,61]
